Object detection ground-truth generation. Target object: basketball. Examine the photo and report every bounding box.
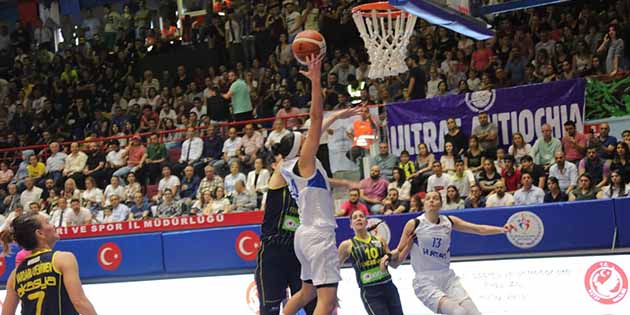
[292,30,326,65]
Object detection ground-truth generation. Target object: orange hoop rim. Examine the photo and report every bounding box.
[352,1,408,17]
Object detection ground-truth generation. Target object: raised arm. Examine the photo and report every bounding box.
[298,55,324,178]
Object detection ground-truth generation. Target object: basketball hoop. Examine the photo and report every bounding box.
[352,2,417,80]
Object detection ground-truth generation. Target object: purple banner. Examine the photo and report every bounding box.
[386,78,586,158]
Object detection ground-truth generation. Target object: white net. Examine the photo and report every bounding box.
[352,8,417,79]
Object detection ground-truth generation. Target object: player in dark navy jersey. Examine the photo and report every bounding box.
[1,213,97,315]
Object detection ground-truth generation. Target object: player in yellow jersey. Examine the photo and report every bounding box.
[0,213,97,315]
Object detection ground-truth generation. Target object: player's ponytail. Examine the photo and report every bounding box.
[1,213,42,256]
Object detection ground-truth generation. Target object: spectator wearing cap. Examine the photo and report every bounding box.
[520,155,546,189]
[485,180,514,208]
[472,111,499,159]
[514,173,545,206]
[579,145,611,189]
[561,120,587,164]
[530,123,562,170]
[336,188,369,217]
[549,151,578,192]
[501,155,521,193]
[83,142,107,187]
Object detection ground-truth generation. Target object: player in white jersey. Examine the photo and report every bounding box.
[382,192,513,315]
[266,55,360,315]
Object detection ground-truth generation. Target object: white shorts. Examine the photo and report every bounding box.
[294,225,341,286]
[412,269,470,313]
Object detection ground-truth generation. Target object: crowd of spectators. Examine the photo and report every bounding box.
[0,0,629,228]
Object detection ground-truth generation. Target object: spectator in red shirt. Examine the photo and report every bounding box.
[562,120,587,164]
[336,188,369,217]
[501,155,521,192]
[113,135,146,184]
[359,165,390,214]
[471,40,494,72]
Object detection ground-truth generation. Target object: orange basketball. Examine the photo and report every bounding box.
[292,30,327,65]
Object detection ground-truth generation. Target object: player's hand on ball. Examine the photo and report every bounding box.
[299,54,323,82]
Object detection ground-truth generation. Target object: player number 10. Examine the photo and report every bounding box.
[364,247,379,260]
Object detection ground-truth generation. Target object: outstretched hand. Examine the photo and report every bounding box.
[299,54,324,82]
[334,106,363,120]
[503,223,515,234]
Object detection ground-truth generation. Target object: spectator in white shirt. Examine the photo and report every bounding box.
[105,140,126,174]
[45,142,67,184]
[246,158,270,207]
[20,177,42,208]
[63,142,88,189]
[265,119,291,150]
[81,176,104,212]
[486,180,515,207]
[224,161,246,196]
[50,197,70,227]
[104,176,125,206]
[155,165,181,201]
[222,127,242,167]
[175,127,205,176]
[65,198,92,226]
[107,194,131,222]
[513,173,545,205]
[600,170,630,199]
[548,151,578,192]
[427,161,451,201]
[508,132,532,164]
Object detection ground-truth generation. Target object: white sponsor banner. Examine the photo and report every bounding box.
[0,254,627,314]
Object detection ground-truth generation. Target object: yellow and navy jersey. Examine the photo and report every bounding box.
[349,235,391,288]
[15,250,78,315]
[260,186,301,246]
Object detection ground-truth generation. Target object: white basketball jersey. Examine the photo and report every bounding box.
[280,158,336,229]
[410,214,452,273]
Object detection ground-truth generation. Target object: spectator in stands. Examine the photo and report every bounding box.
[63,143,88,189]
[0,162,13,193]
[408,194,422,213]
[549,151,578,192]
[50,197,69,227]
[81,176,103,213]
[398,151,417,183]
[336,188,369,217]
[276,98,303,130]
[123,173,142,205]
[156,188,182,218]
[514,173,545,206]
[230,180,257,212]
[544,176,569,203]
[105,140,126,179]
[590,123,617,159]
[247,158,270,207]
[20,177,42,209]
[531,123,562,170]
[180,165,200,203]
[202,124,225,169]
[27,155,46,187]
[359,165,389,214]
[83,142,107,188]
[501,155,521,193]
[197,165,224,200]
[240,124,264,167]
[569,173,604,201]
[477,158,500,196]
[449,160,475,199]
[611,142,630,184]
[104,176,125,205]
[265,119,291,150]
[444,185,465,210]
[2,184,20,215]
[486,180,514,208]
[579,145,611,189]
[210,186,230,214]
[600,170,629,199]
[597,24,625,76]
[472,111,498,158]
[562,120,587,164]
[464,135,483,173]
[222,127,242,170]
[427,161,450,201]
[223,70,253,121]
[623,130,630,147]
[388,168,411,201]
[508,132,531,164]
[113,135,146,183]
[408,143,434,194]
[130,191,152,220]
[191,190,212,216]
[383,188,408,214]
[346,107,377,163]
[520,155,546,189]
[224,161,246,196]
[440,142,457,174]
[63,178,81,201]
[176,128,204,176]
[66,198,92,226]
[405,54,427,100]
[108,194,131,222]
[465,184,486,209]
[139,133,167,185]
[156,165,181,201]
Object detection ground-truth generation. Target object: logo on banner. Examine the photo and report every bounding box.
[465,89,496,112]
[367,218,391,245]
[585,261,628,304]
[0,256,5,276]
[506,211,544,249]
[246,281,260,314]
[97,242,122,271]
[236,231,261,261]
